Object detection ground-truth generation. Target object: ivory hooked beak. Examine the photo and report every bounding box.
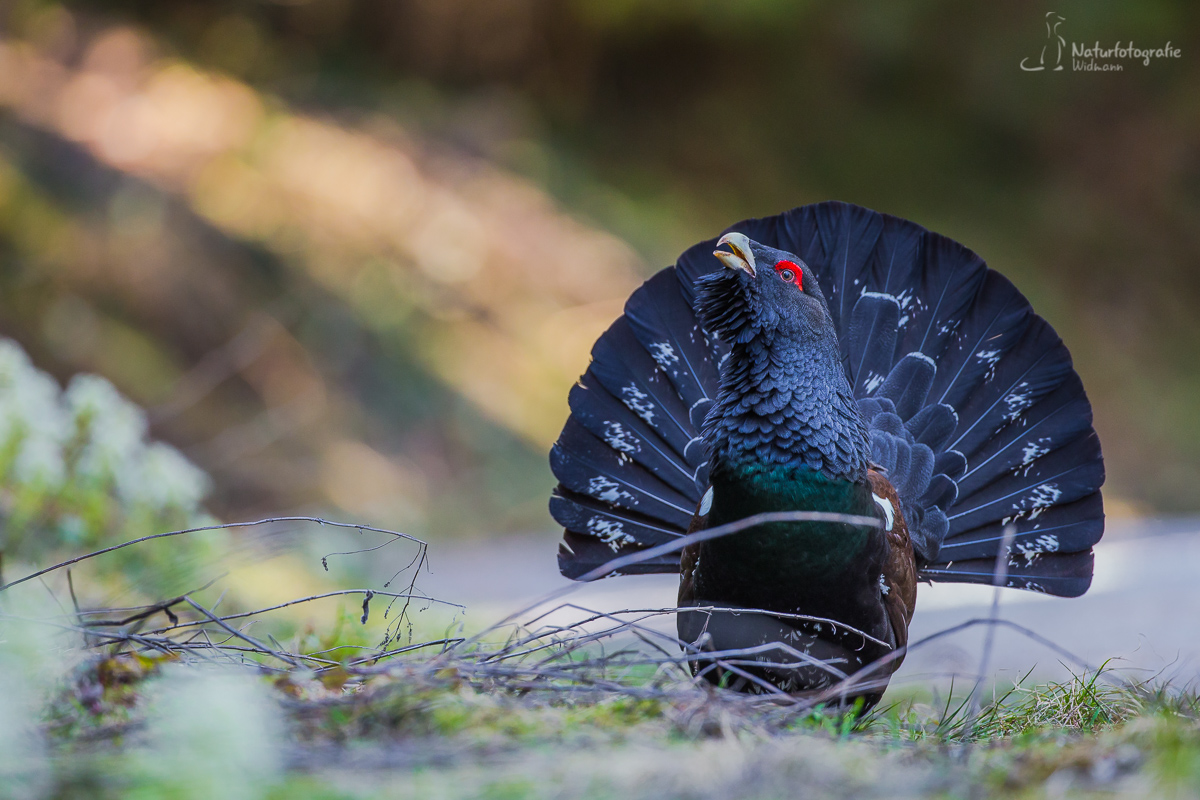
[714,232,756,276]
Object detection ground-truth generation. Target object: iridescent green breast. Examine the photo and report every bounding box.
[693,463,880,610]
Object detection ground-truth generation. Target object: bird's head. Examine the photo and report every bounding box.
[696,232,831,344]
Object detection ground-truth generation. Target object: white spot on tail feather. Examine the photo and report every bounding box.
[895,288,918,327]
[975,348,1003,382]
[620,384,656,424]
[863,373,885,394]
[976,349,1002,366]
[1011,533,1061,565]
[602,421,639,454]
[586,517,635,552]
[1014,437,1051,477]
[649,342,679,369]
[698,486,713,516]
[588,476,636,505]
[1008,482,1062,523]
[1003,381,1033,421]
[878,574,890,596]
[1027,482,1061,519]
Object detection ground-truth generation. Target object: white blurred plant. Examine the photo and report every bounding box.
[132,667,283,800]
[66,374,209,512]
[0,338,213,588]
[0,606,53,800]
[0,665,46,800]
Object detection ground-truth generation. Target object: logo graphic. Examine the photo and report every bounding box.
[1020,12,1182,72]
[1021,12,1066,71]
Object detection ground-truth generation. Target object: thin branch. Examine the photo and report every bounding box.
[181,597,299,668]
[968,523,1018,727]
[0,516,425,593]
[138,590,463,636]
[453,510,882,653]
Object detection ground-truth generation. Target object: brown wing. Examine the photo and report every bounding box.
[868,469,918,652]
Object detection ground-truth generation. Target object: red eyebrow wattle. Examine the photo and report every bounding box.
[774,260,803,290]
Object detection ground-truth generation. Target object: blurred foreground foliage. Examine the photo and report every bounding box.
[0,335,215,597]
[9,646,1200,799]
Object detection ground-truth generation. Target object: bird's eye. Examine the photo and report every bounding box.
[773,260,803,290]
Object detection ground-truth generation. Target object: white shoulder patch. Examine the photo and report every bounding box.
[698,486,714,516]
[872,492,895,532]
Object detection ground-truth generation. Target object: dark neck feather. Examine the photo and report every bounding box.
[702,313,870,485]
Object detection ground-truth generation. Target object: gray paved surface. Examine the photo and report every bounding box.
[415,517,1200,689]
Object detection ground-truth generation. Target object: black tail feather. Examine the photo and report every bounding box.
[804,202,886,332]
[934,493,1104,564]
[848,292,900,397]
[918,548,1094,598]
[550,489,685,550]
[586,319,701,468]
[929,271,1034,410]
[558,528,681,579]
[550,418,696,529]
[877,352,937,420]
[566,382,697,498]
[623,270,721,431]
[954,374,1095,500]
[944,318,1076,460]
[551,267,715,576]
[947,433,1104,534]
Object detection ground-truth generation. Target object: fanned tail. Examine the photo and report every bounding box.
[552,201,1105,597]
[551,271,718,578]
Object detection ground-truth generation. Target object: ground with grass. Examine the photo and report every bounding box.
[0,346,1193,799]
[4,510,1198,800]
[5,637,1200,800]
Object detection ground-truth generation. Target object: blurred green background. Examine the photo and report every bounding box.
[0,0,1196,561]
